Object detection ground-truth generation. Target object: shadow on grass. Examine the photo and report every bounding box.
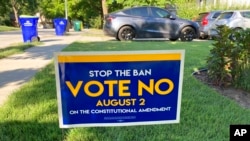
[0,63,65,141]
[0,120,66,141]
[8,64,57,106]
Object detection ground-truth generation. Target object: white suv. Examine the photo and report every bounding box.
[209,10,250,38]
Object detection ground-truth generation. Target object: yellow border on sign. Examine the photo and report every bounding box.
[57,54,181,63]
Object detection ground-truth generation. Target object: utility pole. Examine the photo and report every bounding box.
[65,0,68,19]
[65,0,70,32]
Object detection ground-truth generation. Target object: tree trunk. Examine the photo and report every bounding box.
[12,6,19,27]
[101,0,108,28]
[102,0,108,17]
[11,0,20,27]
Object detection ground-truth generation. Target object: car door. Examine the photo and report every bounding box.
[241,11,250,29]
[123,7,151,38]
[146,7,179,38]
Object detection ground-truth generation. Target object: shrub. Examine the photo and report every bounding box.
[207,25,233,86]
[207,25,250,91]
[88,15,102,29]
[231,29,250,91]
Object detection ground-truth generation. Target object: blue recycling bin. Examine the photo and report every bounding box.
[19,16,39,43]
[53,18,68,36]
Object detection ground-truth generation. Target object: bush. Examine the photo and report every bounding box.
[88,15,102,29]
[206,26,232,86]
[207,25,250,91]
[231,29,250,91]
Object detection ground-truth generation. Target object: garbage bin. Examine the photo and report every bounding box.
[73,20,82,31]
[19,15,39,43]
[53,18,68,36]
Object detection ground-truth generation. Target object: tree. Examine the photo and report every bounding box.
[102,0,108,16]
[106,0,182,9]
[0,0,9,25]
[39,0,65,19]
[10,0,21,26]
[9,0,39,26]
[0,0,8,15]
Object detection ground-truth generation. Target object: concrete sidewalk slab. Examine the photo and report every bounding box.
[0,33,82,106]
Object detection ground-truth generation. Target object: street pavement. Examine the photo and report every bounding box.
[0,29,84,106]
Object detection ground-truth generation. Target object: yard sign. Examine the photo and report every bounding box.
[54,50,185,128]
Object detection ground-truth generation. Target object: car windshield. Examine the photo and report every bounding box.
[218,12,233,19]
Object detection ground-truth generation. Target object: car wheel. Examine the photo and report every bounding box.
[180,27,195,41]
[116,36,120,41]
[118,26,135,41]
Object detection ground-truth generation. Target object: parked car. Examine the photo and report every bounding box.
[209,10,250,38]
[193,10,222,39]
[103,6,200,41]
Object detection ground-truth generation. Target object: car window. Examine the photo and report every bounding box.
[218,12,233,19]
[123,7,149,17]
[151,7,171,18]
[212,12,221,18]
[241,11,250,19]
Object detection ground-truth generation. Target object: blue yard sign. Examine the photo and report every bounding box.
[54,50,185,128]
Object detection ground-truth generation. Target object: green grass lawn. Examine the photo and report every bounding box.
[0,26,20,32]
[0,40,249,141]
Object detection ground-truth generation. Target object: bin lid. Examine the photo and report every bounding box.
[20,15,39,18]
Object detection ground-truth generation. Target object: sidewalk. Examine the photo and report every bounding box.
[0,29,57,49]
[0,31,83,106]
